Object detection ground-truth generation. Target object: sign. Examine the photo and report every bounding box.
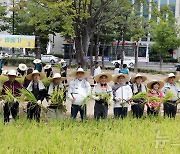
[0,35,35,48]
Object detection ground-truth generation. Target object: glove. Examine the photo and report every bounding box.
[42,101,49,108]
[92,96,100,101]
[115,97,121,102]
[37,100,42,105]
[48,100,52,105]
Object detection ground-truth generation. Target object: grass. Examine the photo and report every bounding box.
[0,117,180,153]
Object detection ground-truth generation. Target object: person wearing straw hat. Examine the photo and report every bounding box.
[26,70,46,122]
[60,59,67,84]
[162,73,180,118]
[17,63,28,76]
[147,80,164,116]
[46,73,66,119]
[92,72,113,120]
[23,68,33,88]
[2,70,22,123]
[131,73,147,118]
[33,59,43,72]
[44,64,52,78]
[68,68,91,120]
[112,74,132,118]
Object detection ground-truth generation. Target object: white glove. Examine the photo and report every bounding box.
[48,100,52,105]
[115,97,121,102]
[42,101,49,108]
[92,96,100,101]
[37,100,41,105]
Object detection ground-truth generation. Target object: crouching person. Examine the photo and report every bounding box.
[47,73,66,119]
[68,68,91,120]
[112,74,132,119]
[26,70,46,122]
[92,73,113,120]
[2,70,22,123]
[162,73,180,118]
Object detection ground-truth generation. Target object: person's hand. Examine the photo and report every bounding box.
[37,100,41,105]
[71,98,76,102]
[93,96,100,101]
[115,97,121,102]
[48,100,52,105]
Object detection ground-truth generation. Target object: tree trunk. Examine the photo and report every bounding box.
[121,40,125,68]
[160,55,163,72]
[134,42,139,73]
[95,30,100,62]
[102,43,106,69]
[116,39,120,60]
[68,43,72,68]
[35,32,41,59]
[89,39,94,75]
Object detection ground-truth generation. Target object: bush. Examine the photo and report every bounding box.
[3,58,34,67]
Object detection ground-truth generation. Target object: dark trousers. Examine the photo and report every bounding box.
[147,107,159,116]
[94,103,108,120]
[114,107,128,119]
[164,103,177,118]
[27,102,41,122]
[131,104,144,118]
[71,104,86,120]
[3,102,19,123]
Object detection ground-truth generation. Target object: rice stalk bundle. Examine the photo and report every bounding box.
[131,92,148,103]
[95,92,112,106]
[50,89,66,112]
[20,88,37,104]
[162,90,176,103]
[3,86,16,103]
[81,93,93,107]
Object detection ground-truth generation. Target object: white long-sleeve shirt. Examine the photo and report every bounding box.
[112,83,133,108]
[93,66,102,77]
[68,79,91,105]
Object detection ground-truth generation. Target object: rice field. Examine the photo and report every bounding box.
[0,117,180,154]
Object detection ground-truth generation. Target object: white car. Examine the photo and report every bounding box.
[41,55,59,64]
[111,58,135,67]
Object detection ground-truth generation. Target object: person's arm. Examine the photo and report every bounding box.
[67,81,74,100]
[86,82,91,95]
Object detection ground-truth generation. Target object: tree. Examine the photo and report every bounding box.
[6,0,73,58]
[72,0,125,69]
[0,4,7,31]
[150,5,180,71]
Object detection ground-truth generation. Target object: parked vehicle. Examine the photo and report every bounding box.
[41,54,59,64]
[111,58,135,67]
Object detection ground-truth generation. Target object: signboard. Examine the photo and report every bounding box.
[0,35,35,48]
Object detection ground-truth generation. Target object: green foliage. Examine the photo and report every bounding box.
[162,91,176,103]
[2,86,16,103]
[1,118,180,153]
[150,5,180,58]
[95,92,112,106]
[19,88,37,104]
[3,58,34,67]
[131,92,148,102]
[49,89,66,112]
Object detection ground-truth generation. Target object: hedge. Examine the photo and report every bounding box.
[3,58,34,67]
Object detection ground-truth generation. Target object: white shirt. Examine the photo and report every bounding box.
[68,79,91,105]
[162,82,180,101]
[114,68,120,75]
[114,85,132,108]
[94,66,101,77]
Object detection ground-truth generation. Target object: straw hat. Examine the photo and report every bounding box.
[112,73,130,83]
[94,72,112,83]
[131,73,147,83]
[147,80,164,90]
[18,63,27,71]
[33,59,41,64]
[2,70,8,75]
[50,73,66,82]
[26,70,45,80]
[4,70,20,78]
[44,64,51,70]
[60,59,66,63]
[164,73,180,82]
[71,68,87,77]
